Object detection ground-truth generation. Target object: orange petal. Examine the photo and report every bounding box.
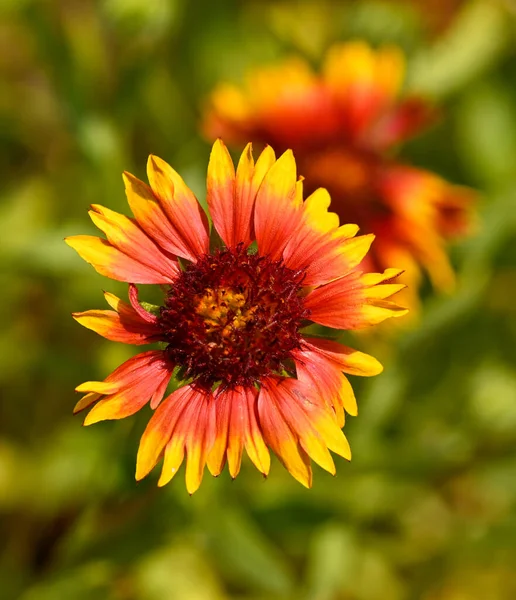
[206,389,232,477]
[73,291,160,345]
[74,392,101,414]
[300,337,383,378]
[65,235,176,284]
[293,345,357,425]
[88,204,178,279]
[206,139,237,247]
[233,143,276,247]
[304,269,408,329]
[147,155,210,260]
[141,386,216,493]
[283,187,371,286]
[254,150,300,260]
[136,385,196,481]
[265,378,351,475]
[183,395,216,494]
[123,172,193,260]
[79,350,173,424]
[258,379,312,487]
[207,386,269,479]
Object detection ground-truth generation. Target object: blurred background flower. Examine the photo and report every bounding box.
[1,0,516,599]
[203,40,476,310]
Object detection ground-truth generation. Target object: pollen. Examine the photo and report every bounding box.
[158,245,309,390]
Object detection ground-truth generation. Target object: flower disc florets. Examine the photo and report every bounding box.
[159,244,309,390]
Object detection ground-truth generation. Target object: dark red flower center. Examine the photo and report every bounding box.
[158,245,309,390]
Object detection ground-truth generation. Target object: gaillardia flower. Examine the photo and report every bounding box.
[203,42,475,300]
[66,140,407,493]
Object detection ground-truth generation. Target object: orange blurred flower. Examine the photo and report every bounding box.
[66,141,407,493]
[203,42,475,303]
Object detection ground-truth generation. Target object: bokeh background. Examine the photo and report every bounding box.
[2,0,516,598]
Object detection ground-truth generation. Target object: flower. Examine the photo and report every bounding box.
[66,140,407,493]
[203,42,475,302]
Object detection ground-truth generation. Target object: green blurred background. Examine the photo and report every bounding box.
[2,1,516,598]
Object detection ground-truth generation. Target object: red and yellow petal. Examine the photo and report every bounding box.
[323,42,405,138]
[207,141,277,249]
[207,386,270,479]
[258,381,312,488]
[304,269,408,329]
[123,172,190,259]
[136,385,216,494]
[282,186,374,286]
[293,343,359,426]
[73,291,160,345]
[146,155,210,260]
[207,139,237,247]
[254,150,300,260]
[237,144,276,244]
[259,378,351,486]
[299,336,383,378]
[75,350,173,423]
[65,235,177,284]
[88,204,179,279]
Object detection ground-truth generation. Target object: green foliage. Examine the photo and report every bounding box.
[1,1,516,598]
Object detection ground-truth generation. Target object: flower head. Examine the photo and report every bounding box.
[66,140,407,493]
[203,42,475,301]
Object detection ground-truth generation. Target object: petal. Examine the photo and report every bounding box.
[74,392,101,414]
[233,143,276,247]
[206,389,232,477]
[293,345,357,426]
[258,380,313,488]
[266,378,351,473]
[88,204,179,279]
[206,139,237,247]
[207,386,270,479]
[123,172,194,259]
[299,336,383,378]
[323,42,405,137]
[136,385,216,494]
[65,235,175,284]
[183,395,216,494]
[73,291,160,345]
[282,187,373,286]
[79,350,173,424]
[75,380,120,394]
[136,385,196,481]
[254,150,300,260]
[304,269,408,329]
[207,142,277,249]
[147,155,210,260]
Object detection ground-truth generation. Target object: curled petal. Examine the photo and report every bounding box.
[75,351,173,423]
[73,291,160,345]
